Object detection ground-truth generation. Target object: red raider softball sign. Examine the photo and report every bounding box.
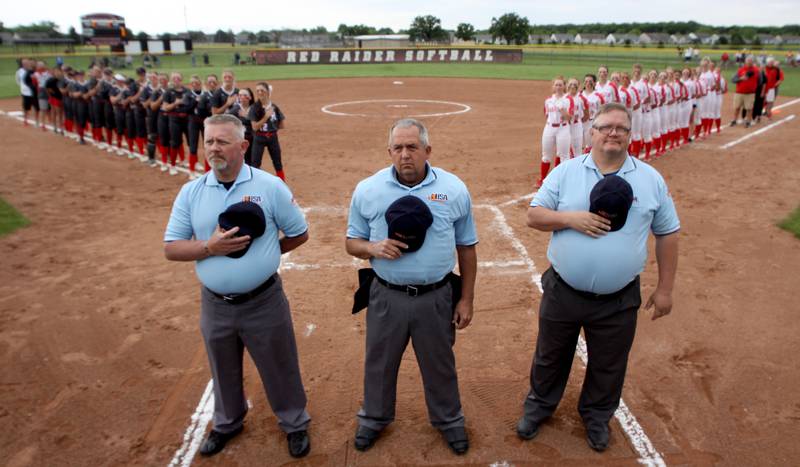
[255,48,523,65]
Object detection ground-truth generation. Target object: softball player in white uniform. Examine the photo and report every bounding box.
[621,73,642,156]
[680,69,697,144]
[595,66,619,104]
[566,78,588,158]
[693,69,708,140]
[581,75,605,153]
[632,66,651,158]
[538,77,572,187]
[648,70,664,157]
[699,61,718,136]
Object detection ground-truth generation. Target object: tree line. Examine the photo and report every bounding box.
[3,17,798,47]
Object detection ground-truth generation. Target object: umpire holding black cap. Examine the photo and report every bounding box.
[516,102,680,452]
[345,118,478,455]
[164,114,312,459]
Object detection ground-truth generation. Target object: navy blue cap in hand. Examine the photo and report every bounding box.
[384,196,434,253]
[217,201,266,258]
[589,175,634,232]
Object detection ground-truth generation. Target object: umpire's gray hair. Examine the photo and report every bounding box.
[595,102,632,127]
[388,118,430,148]
[204,114,245,140]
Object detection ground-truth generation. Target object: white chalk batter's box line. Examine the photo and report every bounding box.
[283,204,531,273]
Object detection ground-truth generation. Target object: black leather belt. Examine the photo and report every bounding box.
[207,274,277,304]
[552,269,637,300]
[375,274,450,297]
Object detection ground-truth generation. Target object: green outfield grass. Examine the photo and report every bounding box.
[778,206,800,239]
[2,44,798,98]
[0,197,30,237]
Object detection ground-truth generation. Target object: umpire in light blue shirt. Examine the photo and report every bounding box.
[164,114,312,459]
[345,118,478,455]
[516,103,680,452]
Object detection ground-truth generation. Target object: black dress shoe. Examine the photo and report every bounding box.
[287,430,310,458]
[586,422,610,451]
[353,426,381,452]
[442,426,469,455]
[199,426,243,456]
[516,416,540,441]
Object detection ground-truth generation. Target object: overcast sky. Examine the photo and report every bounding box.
[3,0,796,35]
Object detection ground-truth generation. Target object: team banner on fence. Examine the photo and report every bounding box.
[255,48,523,65]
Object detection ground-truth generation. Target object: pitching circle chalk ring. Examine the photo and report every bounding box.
[321,99,471,118]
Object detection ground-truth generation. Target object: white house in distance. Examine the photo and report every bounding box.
[639,32,672,45]
[529,34,549,44]
[574,33,605,45]
[549,33,573,44]
[606,33,639,45]
[473,34,507,45]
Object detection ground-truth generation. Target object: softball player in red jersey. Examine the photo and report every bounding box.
[566,78,588,158]
[580,74,605,153]
[538,76,572,187]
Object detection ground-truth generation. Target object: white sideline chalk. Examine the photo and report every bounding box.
[720,114,795,149]
[168,379,214,467]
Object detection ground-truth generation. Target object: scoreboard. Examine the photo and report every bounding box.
[81,13,128,46]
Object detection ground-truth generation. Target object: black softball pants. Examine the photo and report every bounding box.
[251,134,283,171]
[169,116,189,149]
[188,117,204,154]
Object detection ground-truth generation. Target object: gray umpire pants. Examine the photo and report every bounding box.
[200,275,311,434]
[357,278,465,432]
[523,267,640,427]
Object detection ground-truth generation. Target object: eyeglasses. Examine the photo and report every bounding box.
[592,125,631,135]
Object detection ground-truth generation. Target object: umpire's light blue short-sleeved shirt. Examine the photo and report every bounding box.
[531,154,680,294]
[164,165,307,294]
[347,163,478,285]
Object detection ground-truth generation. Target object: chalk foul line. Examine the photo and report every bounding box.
[168,379,214,467]
[720,114,796,149]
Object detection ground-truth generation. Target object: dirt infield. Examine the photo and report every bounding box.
[1,78,799,467]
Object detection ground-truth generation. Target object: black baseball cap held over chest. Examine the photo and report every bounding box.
[385,196,434,253]
[589,175,634,232]
[218,201,266,258]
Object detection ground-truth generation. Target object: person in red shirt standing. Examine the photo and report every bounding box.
[762,58,785,120]
[731,56,760,128]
